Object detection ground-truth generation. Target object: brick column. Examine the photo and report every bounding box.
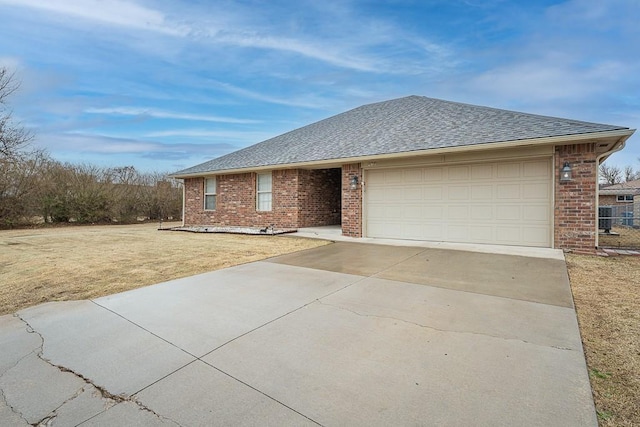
[184,177,204,226]
[342,163,362,237]
[554,143,598,253]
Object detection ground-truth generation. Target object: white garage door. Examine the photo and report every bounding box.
[365,159,552,247]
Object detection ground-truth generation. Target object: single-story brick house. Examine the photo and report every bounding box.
[599,179,640,222]
[171,96,635,253]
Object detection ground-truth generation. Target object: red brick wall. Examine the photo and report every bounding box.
[184,168,342,229]
[298,168,342,227]
[554,143,598,253]
[184,171,299,228]
[342,163,362,237]
[598,195,617,206]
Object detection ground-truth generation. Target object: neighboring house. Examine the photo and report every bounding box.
[599,179,640,223]
[171,96,635,253]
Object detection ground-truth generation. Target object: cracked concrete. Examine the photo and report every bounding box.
[314,299,577,351]
[0,242,597,426]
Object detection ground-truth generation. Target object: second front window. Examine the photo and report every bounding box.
[257,173,272,211]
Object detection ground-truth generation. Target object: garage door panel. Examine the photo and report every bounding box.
[470,225,493,241]
[366,221,386,236]
[497,163,521,178]
[496,205,521,221]
[385,206,403,219]
[384,188,403,201]
[385,171,404,184]
[404,186,422,200]
[367,205,385,219]
[448,206,468,219]
[420,223,443,240]
[496,226,522,243]
[403,169,423,182]
[365,159,551,247]
[448,166,470,180]
[403,205,423,220]
[523,160,550,177]
[523,182,550,199]
[448,225,470,240]
[523,205,549,221]
[424,206,443,219]
[367,170,386,185]
[367,187,385,202]
[471,164,494,180]
[471,205,493,220]
[424,187,443,200]
[448,186,470,200]
[523,227,550,244]
[424,168,444,181]
[496,184,521,199]
[472,185,493,199]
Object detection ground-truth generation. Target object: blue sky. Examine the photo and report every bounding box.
[1,0,639,173]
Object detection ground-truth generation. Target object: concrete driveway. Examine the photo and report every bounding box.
[0,242,596,426]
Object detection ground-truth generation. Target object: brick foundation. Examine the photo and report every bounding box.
[554,143,598,254]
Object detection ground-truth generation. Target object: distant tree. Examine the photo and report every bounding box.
[0,67,32,158]
[599,163,623,185]
[623,165,639,182]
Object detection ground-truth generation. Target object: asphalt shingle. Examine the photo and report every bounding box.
[599,179,640,195]
[172,95,628,176]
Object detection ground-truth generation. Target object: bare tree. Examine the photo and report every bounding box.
[623,165,639,182]
[0,67,32,158]
[599,163,623,185]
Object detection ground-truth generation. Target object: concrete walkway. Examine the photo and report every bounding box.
[0,242,596,426]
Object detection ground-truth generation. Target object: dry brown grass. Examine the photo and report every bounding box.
[0,223,329,316]
[599,227,640,249]
[566,254,640,426]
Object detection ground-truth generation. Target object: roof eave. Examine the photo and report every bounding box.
[170,128,635,178]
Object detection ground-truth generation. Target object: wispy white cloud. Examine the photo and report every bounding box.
[85,107,261,124]
[206,80,331,109]
[40,132,235,156]
[145,129,273,141]
[468,59,628,102]
[215,32,379,72]
[0,0,188,35]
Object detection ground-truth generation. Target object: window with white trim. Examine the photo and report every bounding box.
[204,177,216,210]
[617,194,634,202]
[257,172,272,211]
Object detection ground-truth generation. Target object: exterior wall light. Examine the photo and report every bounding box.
[350,175,359,190]
[560,162,572,182]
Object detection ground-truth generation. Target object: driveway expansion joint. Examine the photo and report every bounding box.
[200,361,323,427]
[11,313,183,427]
[314,300,577,352]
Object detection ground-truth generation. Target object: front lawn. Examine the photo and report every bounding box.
[567,254,640,426]
[0,223,328,316]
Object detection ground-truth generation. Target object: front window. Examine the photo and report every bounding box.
[257,173,272,211]
[616,194,634,202]
[204,177,216,210]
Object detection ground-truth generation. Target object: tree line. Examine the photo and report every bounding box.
[0,67,182,228]
[0,157,182,228]
[599,162,640,185]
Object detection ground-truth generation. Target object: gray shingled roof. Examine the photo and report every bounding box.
[172,95,628,176]
[600,179,640,195]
